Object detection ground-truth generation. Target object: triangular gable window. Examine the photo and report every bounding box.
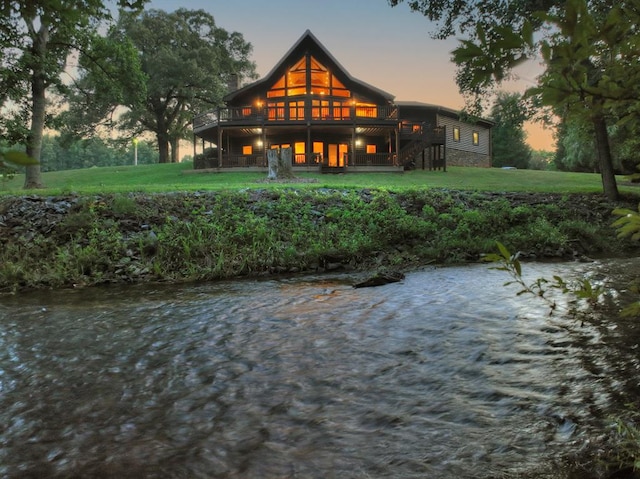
[267,55,351,99]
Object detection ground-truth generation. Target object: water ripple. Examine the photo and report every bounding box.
[0,260,636,478]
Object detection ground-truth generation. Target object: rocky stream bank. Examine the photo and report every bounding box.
[0,189,639,292]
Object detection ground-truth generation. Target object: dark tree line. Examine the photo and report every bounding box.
[1,136,159,172]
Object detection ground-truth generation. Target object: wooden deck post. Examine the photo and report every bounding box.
[442,144,447,172]
[306,125,311,166]
[218,126,223,168]
[395,126,400,167]
[351,126,356,167]
[262,127,267,167]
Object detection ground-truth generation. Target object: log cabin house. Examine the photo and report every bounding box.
[192,30,492,173]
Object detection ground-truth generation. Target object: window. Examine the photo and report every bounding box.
[453,127,460,142]
[242,145,252,155]
[366,144,377,154]
[313,141,324,162]
[267,101,285,120]
[294,142,306,164]
[472,131,480,146]
[312,99,330,119]
[289,100,305,120]
[331,76,350,97]
[355,102,377,118]
[266,55,352,100]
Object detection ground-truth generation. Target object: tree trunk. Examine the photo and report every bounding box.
[24,23,48,189]
[170,137,179,163]
[592,111,619,201]
[157,131,170,164]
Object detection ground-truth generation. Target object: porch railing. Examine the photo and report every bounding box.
[400,123,446,144]
[194,152,402,169]
[350,152,398,167]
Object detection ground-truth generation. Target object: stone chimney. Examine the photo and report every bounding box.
[226,74,239,92]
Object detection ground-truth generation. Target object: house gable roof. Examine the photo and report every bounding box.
[224,30,395,105]
[396,101,494,128]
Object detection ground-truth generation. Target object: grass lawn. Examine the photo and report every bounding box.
[0,162,635,195]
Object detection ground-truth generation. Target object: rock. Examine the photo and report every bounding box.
[353,270,405,288]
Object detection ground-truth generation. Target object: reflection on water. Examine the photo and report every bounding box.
[0,260,638,478]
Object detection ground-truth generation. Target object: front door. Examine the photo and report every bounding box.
[327,143,348,167]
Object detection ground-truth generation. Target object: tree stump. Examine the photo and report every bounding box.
[267,149,278,179]
[278,147,294,179]
[266,147,295,179]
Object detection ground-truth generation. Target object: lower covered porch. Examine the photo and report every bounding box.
[193,124,402,173]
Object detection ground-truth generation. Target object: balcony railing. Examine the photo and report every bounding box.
[400,123,446,143]
[193,104,398,130]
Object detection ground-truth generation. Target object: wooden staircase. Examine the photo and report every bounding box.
[397,124,446,167]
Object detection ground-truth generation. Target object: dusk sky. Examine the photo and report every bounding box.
[146,0,555,150]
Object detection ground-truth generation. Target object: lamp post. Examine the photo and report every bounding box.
[132,137,138,166]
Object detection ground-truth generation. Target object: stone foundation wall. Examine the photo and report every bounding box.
[446,148,492,168]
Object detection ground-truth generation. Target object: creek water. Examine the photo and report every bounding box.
[1,259,639,478]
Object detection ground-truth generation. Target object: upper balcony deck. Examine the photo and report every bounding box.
[193,104,399,133]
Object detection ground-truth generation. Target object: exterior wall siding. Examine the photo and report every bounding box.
[437,114,492,167]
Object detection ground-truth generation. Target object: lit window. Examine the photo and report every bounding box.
[267,102,285,120]
[294,142,306,164]
[265,56,352,99]
[242,145,252,155]
[355,102,377,118]
[472,131,479,146]
[366,144,377,154]
[289,100,304,120]
[453,127,460,142]
[312,100,330,119]
[311,142,323,163]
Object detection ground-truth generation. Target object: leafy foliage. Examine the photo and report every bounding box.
[612,208,640,242]
[489,92,532,168]
[0,149,38,187]
[0,150,38,168]
[390,0,640,200]
[65,8,257,164]
[0,0,148,188]
[484,241,604,318]
[0,188,628,291]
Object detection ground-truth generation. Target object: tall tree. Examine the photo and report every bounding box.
[554,116,597,172]
[57,32,147,146]
[67,8,257,164]
[0,0,146,189]
[390,0,640,200]
[489,92,532,169]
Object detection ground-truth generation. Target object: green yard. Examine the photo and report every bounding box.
[1,163,633,196]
